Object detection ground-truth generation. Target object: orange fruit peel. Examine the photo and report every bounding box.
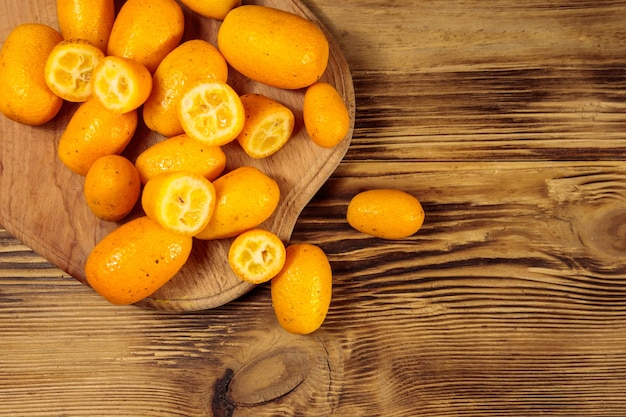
[85,216,193,305]
[194,166,280,240]
[228,228,286,284]
[44,39,105,102]
[56,0,115,52]
[141,172,217,236]
[303,82,350,148]
[347,189,425,239]
[134,133,227,184]
[84,155,141,222]
[271,244,333,335]
[0,23,64,126]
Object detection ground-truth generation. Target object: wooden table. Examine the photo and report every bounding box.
[3,0,626,415]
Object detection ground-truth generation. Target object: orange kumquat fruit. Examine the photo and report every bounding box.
[44,39,105,102]
[143,39,229,138]
[85,216,193,305]
[141,172,217,236]
[271,243,332,335]
[134,133,227,184]
[346,189,425,240]
[56,0,115,52]
[228,228,286,284]
[178,81,245,147]
[83,154,141,222]
[92,55,152,114]
[236,94,295,159]
[218,5,329,89]
[195,166,280,240]
[107,0,185,73]
[303,82,350,148]
[178,0,241,20]
[0,23,63,126]
[58,97,138,175]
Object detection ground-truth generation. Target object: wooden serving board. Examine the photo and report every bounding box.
[0,0,355,311]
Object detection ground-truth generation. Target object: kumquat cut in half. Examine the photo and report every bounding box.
[44,39,105,102]
[141,171,217,236]
[228,228,287,284]
[178,80,245,147]
[236,94,295,159]
[92,55,152,113]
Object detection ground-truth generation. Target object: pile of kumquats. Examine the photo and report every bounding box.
[0,0,425,334]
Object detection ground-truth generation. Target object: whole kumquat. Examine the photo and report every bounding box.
[0,23,63,126]
[346,189,425,240]
[56,0,115,51]
[83,154,141,222]
[85,216,193,305]
[58,97,138,175]
[143,39,229,138]
[195,166,280,240]
[178,0,241,20]
[218,5,329,89]
[271,243,332,335]
[107,0,184,73]
[303,82,350,148]
[134,134,227,184]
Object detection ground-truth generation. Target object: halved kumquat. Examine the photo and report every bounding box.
[178,81,245,147]
[141,172,217,236]
[92,55,152,114]
[228,228,286,284]
[44,39,105,102]
[236,94,295,159]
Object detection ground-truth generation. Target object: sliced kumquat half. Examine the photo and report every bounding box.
[44,39,105,102]
[236,93,295,158]
[228,228,286,284]
[178,80,245,147]
[141,171,217,236]
[92,55,152,113]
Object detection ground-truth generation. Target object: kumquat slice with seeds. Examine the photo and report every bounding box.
[92,55,152,113]
[236,93,295,159]
[178,80,245,147]
[141,171,217,236]
[228,228,286,284]
[44,39,105,102]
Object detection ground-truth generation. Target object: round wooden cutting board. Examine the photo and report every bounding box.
[0,0,355,311]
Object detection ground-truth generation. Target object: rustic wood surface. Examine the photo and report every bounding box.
[3,0,626,415]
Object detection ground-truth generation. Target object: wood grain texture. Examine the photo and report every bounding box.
[3,0,626,415]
